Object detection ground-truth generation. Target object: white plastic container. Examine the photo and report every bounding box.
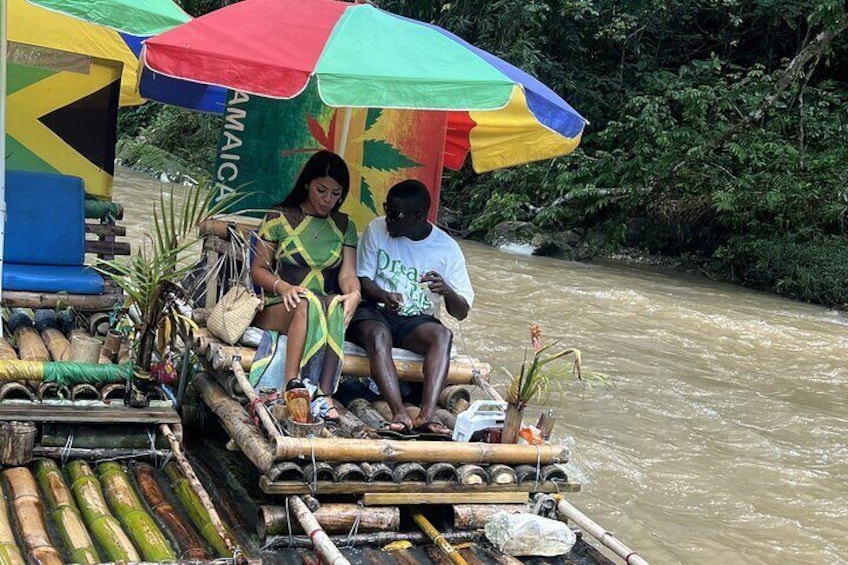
[452,400,507,442]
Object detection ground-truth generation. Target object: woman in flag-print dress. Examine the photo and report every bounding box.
[250,151,361,420]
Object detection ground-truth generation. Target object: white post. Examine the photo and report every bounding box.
[337,107,352,159]
[555,496,650,565]
[0,0,8,338]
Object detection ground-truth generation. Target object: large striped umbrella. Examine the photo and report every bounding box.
[142,0,587,172]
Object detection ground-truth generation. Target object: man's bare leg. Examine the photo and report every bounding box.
[402,323,453,435]
[349,319,411,431]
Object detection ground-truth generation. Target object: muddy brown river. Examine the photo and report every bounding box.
[114,166,848,564]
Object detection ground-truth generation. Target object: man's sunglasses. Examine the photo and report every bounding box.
[383,203,420,221]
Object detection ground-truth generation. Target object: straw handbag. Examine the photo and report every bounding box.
[207,229,262,344]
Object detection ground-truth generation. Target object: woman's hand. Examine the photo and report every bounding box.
[338,291,362,326]
[282,285,308,312]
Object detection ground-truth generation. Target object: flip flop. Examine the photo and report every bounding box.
[376,420,419,440]
[412,421,453,441]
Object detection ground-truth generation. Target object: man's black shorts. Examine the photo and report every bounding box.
[348,302,442,347]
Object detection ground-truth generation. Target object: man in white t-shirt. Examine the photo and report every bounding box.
[348,180,474,438]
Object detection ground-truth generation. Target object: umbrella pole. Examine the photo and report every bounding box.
[337,107,353,159]
[0,0,7,339]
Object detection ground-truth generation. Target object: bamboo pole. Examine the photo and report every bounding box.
[69,335,102,364]
[0,338,17,361]
[41,328,70,362]
[439,385,471,411]
[273,421,567,465]
[67,460,140,562]
[117,341,131,364]
[41,425,168,450]
[33,459,101,565]
[2,467,63,565]
[160,424,236,556]
[370,400,393,421]
[204,341,488,384]
[230,360,281,442]
[0,422,35,467]
[0,489,25,565]
[411,509,468,565]
[456,465,488,485]
[198,372,567,465]
[258,504,399,538]
[500,404,524,444]
[210,345,253,372]
[425,462,459,484]
[162,461,233,558]
[0,382,33,401]
[163,461,230,557]
[488,464,517,485]
[346,398,388,430]
[194,373,275,472]
[335,463,366,482]
[34,446,171,460]
[15,326,49,361]
[392,462,426,483]
[0,291,119,312]
[97,462,175,562]
[536,411,556,440]
[554,496,649,565]
[70,384,101,401]
[37,382,69,401]
[265,529,482,549]
[333,404,372,439]
[133,463,210,560]
[472,372,503,402]
[342,354,489,384]
[452,504,528,530]
[359,462,393,482]
[287,496,350,565]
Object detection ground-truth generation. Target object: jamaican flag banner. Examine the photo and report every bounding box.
[212,82,447,229]
[6,42,120,199]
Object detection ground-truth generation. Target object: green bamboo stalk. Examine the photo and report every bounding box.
[163,462,230,557]
[133,463,210,560]
[97,462,176,562]
[0,491,24,565]
[66,460,140,563]
[33,459,100,565]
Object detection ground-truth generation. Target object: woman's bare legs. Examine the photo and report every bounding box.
[252,301,308,384]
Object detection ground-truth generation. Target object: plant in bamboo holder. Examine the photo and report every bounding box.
[501,324,606,443]
[94,182,247,404]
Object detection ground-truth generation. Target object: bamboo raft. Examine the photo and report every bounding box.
[0,219,639,565]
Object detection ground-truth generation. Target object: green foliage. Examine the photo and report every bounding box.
[719,235,848,307]
[119,104,219,175]
[96,183,247,369]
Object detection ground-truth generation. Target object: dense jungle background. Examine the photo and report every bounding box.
[117,0,848,308]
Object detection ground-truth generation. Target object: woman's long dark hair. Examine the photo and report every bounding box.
[279,150,350,211]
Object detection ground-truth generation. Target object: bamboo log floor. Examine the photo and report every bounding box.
[184,437,612,565]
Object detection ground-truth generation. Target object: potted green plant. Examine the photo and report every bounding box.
[95,181,246,405]
[501,324,591,443]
